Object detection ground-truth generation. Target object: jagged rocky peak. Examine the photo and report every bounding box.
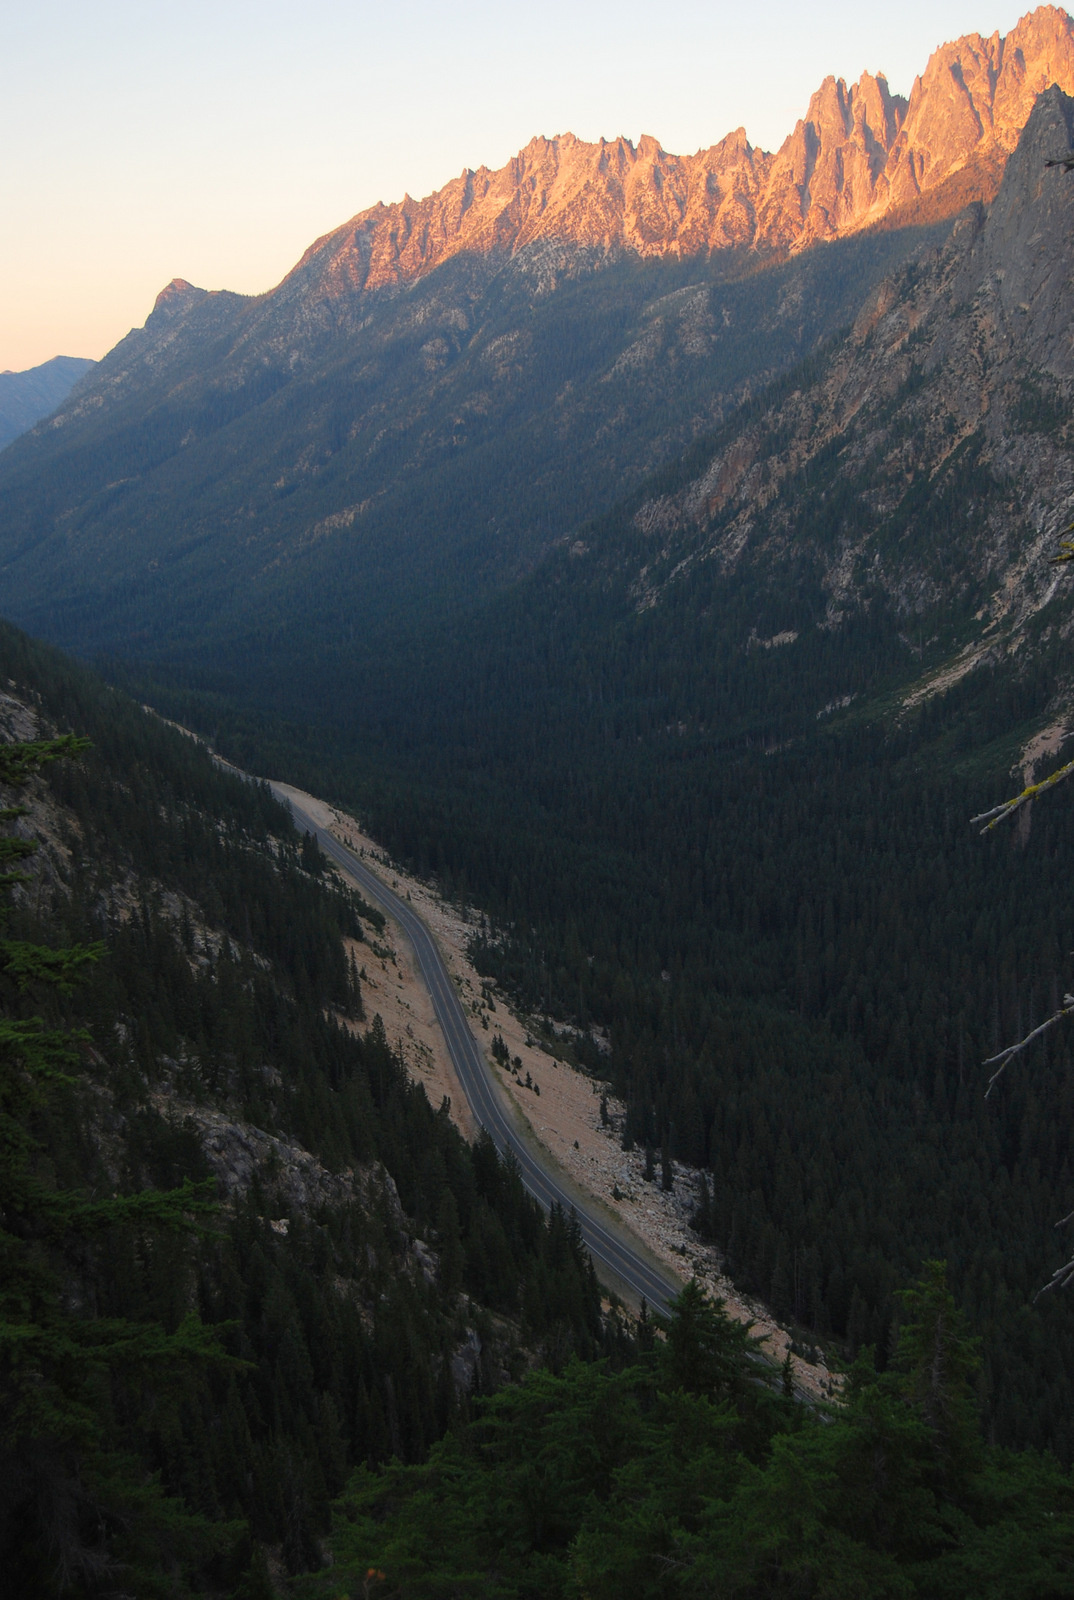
[275,6,1074,306]
[151,277,205,315]
[875,4,1074,217]
[753,69,908,247]
[625,82,1074,649]
[145,278,216,333]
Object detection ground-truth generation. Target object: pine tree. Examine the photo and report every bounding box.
[660,1279,761,1399]
[893,1259,982,1486]
[0,735,229,1590]
[660,1129,674,1192]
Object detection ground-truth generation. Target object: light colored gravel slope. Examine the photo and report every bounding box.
[277,782,840,1402]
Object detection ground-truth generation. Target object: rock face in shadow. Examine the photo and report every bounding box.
[619,86,1074,653]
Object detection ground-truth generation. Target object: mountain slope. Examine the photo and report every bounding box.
[603,83,1074,663]
[3,12,1074,678]
[0,227,945,669]
[0,620,607,1592]
[0,354,96,450]
[5,22,1074,1469]
[116,88,1074,1463]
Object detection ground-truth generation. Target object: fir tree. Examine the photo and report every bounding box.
[0,735,228,1592]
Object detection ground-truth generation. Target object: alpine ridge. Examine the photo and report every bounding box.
[289,6,1074,303]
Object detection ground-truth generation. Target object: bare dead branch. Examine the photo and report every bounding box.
[1034,1254,1074,1300]
[971,756,1074,832]
[983,998,1074,1097]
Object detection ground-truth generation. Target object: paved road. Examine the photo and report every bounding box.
[274,787,682,1315]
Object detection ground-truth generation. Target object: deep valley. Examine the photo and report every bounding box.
[8,9,1074,1594]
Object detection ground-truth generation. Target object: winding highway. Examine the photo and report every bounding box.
[273,785,682,1316]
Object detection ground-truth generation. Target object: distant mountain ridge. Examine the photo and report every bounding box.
[12,8,1074,431]
[0,354,95,451]
[289,5,1074,303]
[4,7,1074,682]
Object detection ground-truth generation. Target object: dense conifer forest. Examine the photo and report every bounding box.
[128,413,1074,1467]
[311,1271,1074,1599]
[0,622,607,1595]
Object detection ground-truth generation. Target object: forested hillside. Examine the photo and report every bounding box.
[310,1272,1074,1599]
[0,223,941,671]
[97,94,1074,1463]
[0,354,95,451]
[167,464,1074,1461]
[0,622,608,1596]
[6,26,1074,1586]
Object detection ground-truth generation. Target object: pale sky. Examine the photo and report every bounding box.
[0,0,1030,371]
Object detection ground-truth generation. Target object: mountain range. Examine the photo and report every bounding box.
[5,2,1074,1477]
[4,8,1074,686]
[289,2,1074,290]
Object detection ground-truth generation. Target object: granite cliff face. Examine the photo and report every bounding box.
[288,6,1074,306]
[616,84,1074,678]
[37,8,1074,401]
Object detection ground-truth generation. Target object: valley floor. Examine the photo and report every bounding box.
[273,782,839,1403]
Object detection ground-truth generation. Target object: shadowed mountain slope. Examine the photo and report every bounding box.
[0,354,96,451]
[5,30,1074,1470]
[94,90,1074,1464]
[0,228,949,666]
[3,12,1074,679]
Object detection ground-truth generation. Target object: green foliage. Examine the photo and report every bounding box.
[159,531,1074,1456]
[0,625,611,1592]
[315,1272,1074,1600]
[658,1277,762,1400]
[50,268,1071,1456]
[892,1259,982,1483]
[0,732,232,1594]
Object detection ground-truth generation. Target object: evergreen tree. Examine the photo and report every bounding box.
[659,1279,761,1400]
[660,1128,673,1192]
[0,735,228,1592]
[893,1259,982,1486]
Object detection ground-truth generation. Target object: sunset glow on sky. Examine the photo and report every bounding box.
[1,0,1028,371]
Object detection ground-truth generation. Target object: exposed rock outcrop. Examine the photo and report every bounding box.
[284,8,1074,305]
[624,85,1074,656]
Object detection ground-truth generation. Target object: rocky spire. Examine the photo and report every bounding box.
[185,9,1074,310]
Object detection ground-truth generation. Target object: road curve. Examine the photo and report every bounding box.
[274,787,682,1316]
